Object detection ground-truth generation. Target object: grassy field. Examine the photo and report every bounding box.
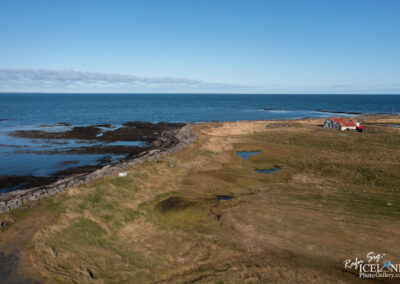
[1,115,400,283]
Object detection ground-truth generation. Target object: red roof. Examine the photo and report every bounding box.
[330,118,358,127]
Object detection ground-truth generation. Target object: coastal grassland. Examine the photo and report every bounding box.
[1,115,400,283]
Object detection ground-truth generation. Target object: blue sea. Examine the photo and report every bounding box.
[0,93,399,191]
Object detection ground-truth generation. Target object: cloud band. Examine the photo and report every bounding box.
[0,68,243,92]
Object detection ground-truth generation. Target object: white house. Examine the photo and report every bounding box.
[324,118,360,131]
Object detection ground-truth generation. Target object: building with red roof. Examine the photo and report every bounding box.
[324,117,360,131]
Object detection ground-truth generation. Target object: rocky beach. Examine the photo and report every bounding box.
[0,121,195,214]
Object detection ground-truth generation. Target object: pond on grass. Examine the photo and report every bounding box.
[216,195,232,200]
[236,151,260,160]
[255,167,281,174]
[235,151,281,174]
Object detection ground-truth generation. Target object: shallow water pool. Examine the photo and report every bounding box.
[254,167,281,174]
[216,195,232,200]
[236,151,260,160]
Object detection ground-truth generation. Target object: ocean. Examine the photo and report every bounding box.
[0,93,399,192]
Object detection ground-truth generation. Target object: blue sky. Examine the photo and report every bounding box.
[0,0,399,93]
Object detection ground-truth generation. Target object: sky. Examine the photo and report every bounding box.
[0,0,399,94]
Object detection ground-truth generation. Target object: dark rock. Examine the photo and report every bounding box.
[10,126,102,140]
[0,176,58,192]
[9,122,186,145]
[56,160,80,166]
[68,126,102,139]
[66,145,147,155]
[39,122,71,127]
[18,145,148,156]
[97,155,113,165]
[122,121,154,128]
[53,165,102,177]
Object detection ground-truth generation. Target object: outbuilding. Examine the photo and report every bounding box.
[324,118,360,131]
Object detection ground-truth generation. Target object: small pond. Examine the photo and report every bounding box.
[255,167,281,174]
[216,195,232,200]
[236,151,260,160]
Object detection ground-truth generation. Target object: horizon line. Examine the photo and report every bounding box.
[1,92,400,95]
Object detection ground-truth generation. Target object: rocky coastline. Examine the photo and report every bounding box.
[0,123,196,214]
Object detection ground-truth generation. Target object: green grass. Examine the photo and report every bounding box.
[153,196,217,230]
[47,218,107,251]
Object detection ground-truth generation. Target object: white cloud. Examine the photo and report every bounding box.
[0,68,246,93]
